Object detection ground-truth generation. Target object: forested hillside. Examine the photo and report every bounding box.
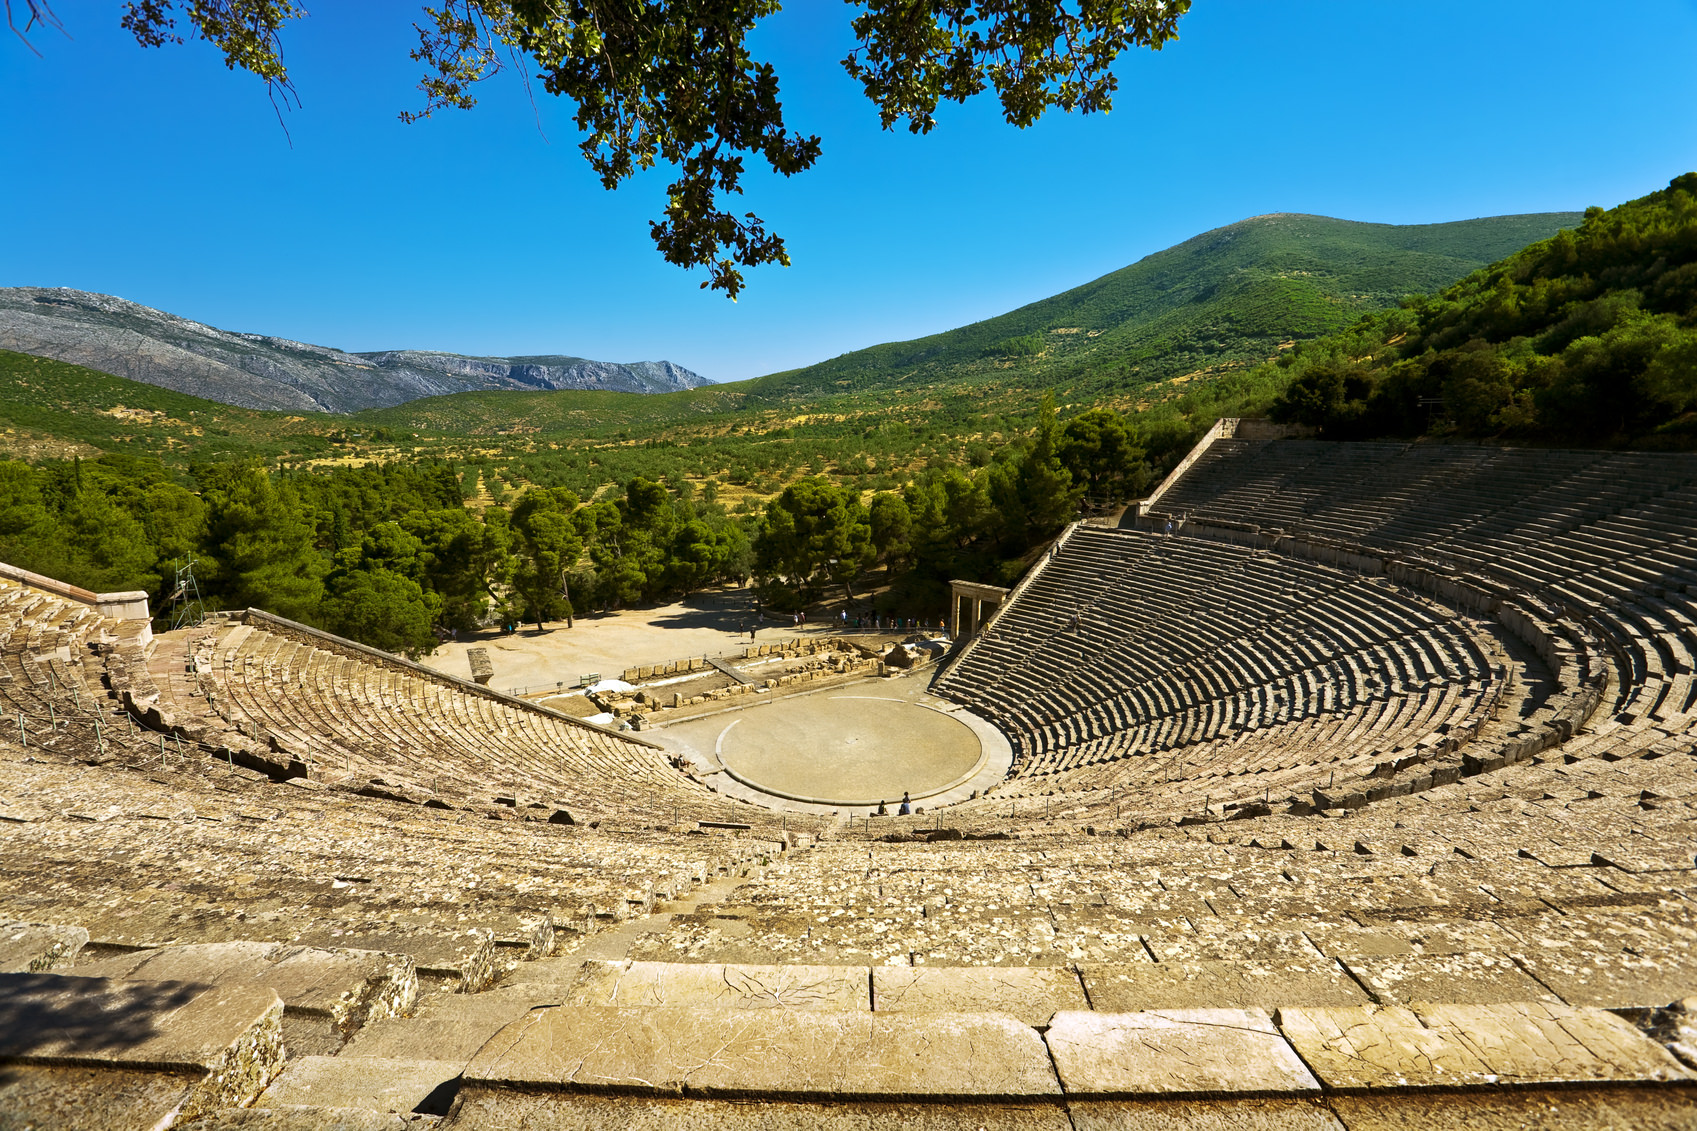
[1268,174,1697,446]
[744,212,1581,404]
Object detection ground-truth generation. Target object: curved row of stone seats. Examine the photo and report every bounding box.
[10,958,1693,1126]
[110,608,802,833]
[935,525,1507,820]
[1140,439,1697,754]
[0,577,174,771]
[0,742,775,991]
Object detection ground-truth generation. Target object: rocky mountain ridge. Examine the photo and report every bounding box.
[0,288,711,413]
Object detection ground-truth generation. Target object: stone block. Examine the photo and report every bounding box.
[560,960,868,1011]
[873,966,1086,1026]
[1278,1001,1693,1090]
[1419,1001,1692,1085]
[1045,1009,1320,1097]
[1079,959,1367,1012]
[256,1056,462,1113]
[0,919,88,972]
[1066,1098,1346,1131]
[464,1005,1060,1100]
[0,1064,200,1131]
[0,972,284,1118]
[78,941,417,1032]
[1275,1003,1494,1091]
[1343,953,1558,1005]
[1325,1086,1697,1130]
[345,995,538,1062]
[442,1092,1072,1130]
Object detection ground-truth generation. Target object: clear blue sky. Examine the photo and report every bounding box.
[4,1,1695,384]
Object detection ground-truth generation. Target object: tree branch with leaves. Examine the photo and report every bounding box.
[35,0,1192,297]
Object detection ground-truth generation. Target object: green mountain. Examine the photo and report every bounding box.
[1268,173,1697,447]
[739,211,1582,406]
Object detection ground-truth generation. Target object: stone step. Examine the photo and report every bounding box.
[76,941,417,1055]
[441,998,1694,1111]
[0,971,285,1120]
[255,1056,461,1115]
[462,1004,1058,1101]
[0,918,88,973]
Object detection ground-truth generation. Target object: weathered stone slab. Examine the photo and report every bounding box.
[0,919,88,972]
[1045,1009,1321,1097]
[256,1056,462,1112]
[345,995,537,1061]
[1343,953,1558,1005]
[1066,1098,1346,1131]
[1276,1004,1494,1091]
[78,941,416,1030]
[562,960,868,1011]
[1327,1085,1697,1129]
[1420,1001,1693,1085]
[1079,959,1366,1012]
[0,1064,197,1131]
[1515,946,1697,1011]
[874,966,1085,1026]
[464,1005,1060,1100]
[179,1109,437,1130]
[1278,1001,1694,1091]
[441,1092,1072,1130]
[0,972,284,1117]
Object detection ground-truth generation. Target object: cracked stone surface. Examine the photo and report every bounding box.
[1078,959,1367,1012]
[463,1004,1061,1100]
[1045,1009,1321,1097]
[873,966,1086,1026]
[559,959,869,1010]
[1278,1001,1694,1090]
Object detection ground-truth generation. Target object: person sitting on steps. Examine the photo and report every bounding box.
[898,792,911,816]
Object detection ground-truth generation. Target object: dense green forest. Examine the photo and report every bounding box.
[0,396,1145,655]
[1267,174,1697,446]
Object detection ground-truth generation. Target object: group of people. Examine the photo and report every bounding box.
[875,792,913,816]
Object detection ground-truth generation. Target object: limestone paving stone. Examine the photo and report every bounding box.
[343,994,538,1062]
[1065,1098,1346,1131]
[1280,1000,1695,1091]
[1275,1003,1496,1091]
[77,941,418,1032]
[1079,958,1367,1013]
[0,919,87,972]
[463,1004,1061,1100]
[255,1055,463,1112]
[1325,1087,1697,1130]
[1044,1009,1321,1097]
[1343,953,1559,1006]
[178,1108,441,1130]
[0,1064,199,1131]
[872,965,1086,1026]
[560,959,869,1011]
[1419,1000,1694,1085]
[0,971,286,1117]
[441,1093,1073,1130]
